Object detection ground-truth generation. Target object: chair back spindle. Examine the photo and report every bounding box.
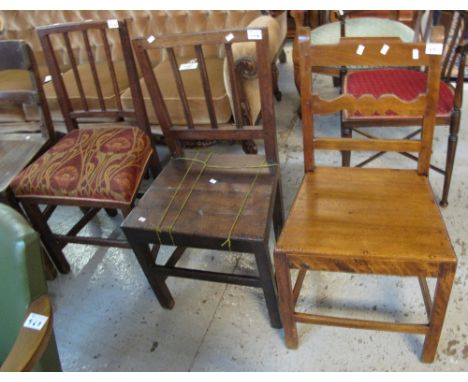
[132,28,278,163]
[37,20,151,137]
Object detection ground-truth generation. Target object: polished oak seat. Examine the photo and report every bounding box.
[275,27,457,363]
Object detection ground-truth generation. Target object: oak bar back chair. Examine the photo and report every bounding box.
[11,20,161,273]
[121,28,283,328]
[274,27,457,362]
[341,10,467,206]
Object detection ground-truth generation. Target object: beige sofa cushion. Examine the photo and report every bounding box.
[121,56,231,125]
[42,60,129,120]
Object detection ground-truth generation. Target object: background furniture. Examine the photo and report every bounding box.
[290,10,423,90]
[11,20,160,274]
[0,40,55,210]
[122,27,284,328]
[0,10,286,139]
[341,10,467,206]
[0,204,61,371]
[274,27,456,363]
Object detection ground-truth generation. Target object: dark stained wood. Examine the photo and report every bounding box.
[274,28,457,363]
[82,29,106,110]
[167,47,195,129]
[125,29,283,328]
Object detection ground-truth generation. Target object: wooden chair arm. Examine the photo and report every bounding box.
[1,295,53,372]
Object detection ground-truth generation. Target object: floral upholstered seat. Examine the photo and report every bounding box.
[11,126,153,204]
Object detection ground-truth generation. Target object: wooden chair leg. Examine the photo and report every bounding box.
[273,178,285,241]
[274,251,299,348]
[272,63,282,101]
[124,234,175,309]
[279,48,287,64]
[440,110,460,207]
[254,243,282,328]
[421,263,456,363]
[341,123,352,167]
[21,202,70,274]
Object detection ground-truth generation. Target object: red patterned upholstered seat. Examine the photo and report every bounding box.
[11,126,153,204]
[344,68,454,118]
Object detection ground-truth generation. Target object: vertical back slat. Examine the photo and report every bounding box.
[82,29,106,110]
[167,47,195,129]
[63,31,88,111]
[298,27,314,172]
[224,43,243,128]
[100,28,123,111]
[194,44,218,129]
[38,32,78,132]
[255,33,278,164]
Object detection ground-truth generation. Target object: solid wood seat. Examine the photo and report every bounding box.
[275,27,457,363]
[125,154,278,246]
[277,167,455,266]
[122,28,284,329]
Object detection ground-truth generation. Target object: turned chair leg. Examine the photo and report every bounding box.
[274,251,299,348]
[440,110,460,207]
[421,263,456,363]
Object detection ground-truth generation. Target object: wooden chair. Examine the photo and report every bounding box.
[0,204,61,371]
[341,10,467,207]
[121,28,284,328]
[10,20,161,274]
[0,40,56,212]
[274,27,457,362]
[290,10,425,91]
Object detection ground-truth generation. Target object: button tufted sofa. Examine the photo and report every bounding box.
[0,10,286,130]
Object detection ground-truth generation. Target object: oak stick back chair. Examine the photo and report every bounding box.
[11,20,161,273]
[341,10,467,206]
[274,26,457,362]
[121,28,284,328]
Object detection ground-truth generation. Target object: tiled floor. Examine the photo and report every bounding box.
[46,42,468,371]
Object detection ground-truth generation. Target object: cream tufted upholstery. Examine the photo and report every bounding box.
[0,10,285,126]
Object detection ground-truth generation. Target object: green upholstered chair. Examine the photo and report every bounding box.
[0,204,61,371]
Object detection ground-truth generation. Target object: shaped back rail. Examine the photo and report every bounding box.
[298,26,444,174]
[0,40,55,141]
[132,28,279,163]
[36,20,151,136]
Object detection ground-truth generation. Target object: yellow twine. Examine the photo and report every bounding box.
[221,161,266,252]
[165,152,214,244]
[174,156,278,170]
[155,151,201,245]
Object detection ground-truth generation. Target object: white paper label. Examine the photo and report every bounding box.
[356,44,365,55]
[24,313,48,331]
[338,10,344,16]
[107,19,119,29]
[25,135,31,140]
[147,35,156,44]
[380,44,390,55]
[247,29,262,40]
[179,59,198,71]
[209,178,217,184]
[43,75,52,83]
[412,48,420,60]
[225,33,234,42]
[425,42,443,55]
[138,216,146,223]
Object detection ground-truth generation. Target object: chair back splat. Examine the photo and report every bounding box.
[37,20,152,139]
[298,26,444,174]
[132,28,279,164]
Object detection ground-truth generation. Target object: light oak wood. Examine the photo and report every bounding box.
[1,295,53,372]
[275,28,457,363]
